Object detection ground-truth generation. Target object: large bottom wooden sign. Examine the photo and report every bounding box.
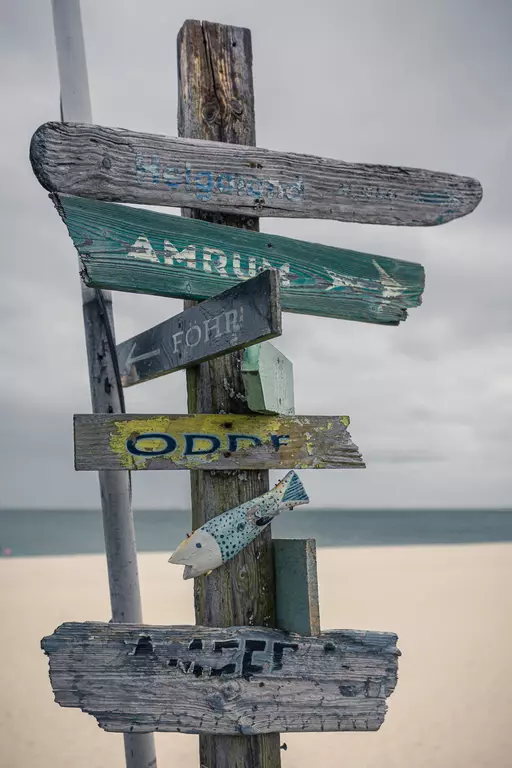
[42,623,399,735]
[74,413,365,470]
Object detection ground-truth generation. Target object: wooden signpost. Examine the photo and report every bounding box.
[52,192,425,326]
[73,413,364,471]
[31,120,483,226]
[242,343,295,415]
[42,622,399,734]
[117,269,281,386]
[34,11,484,768]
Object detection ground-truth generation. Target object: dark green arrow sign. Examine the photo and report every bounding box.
[117,270,281,386]
[53,193,425,325]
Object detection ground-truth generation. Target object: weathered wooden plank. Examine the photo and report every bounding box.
[178,19,280,768]
[273,539,320,636]
[73,413,365,471]
[117,269,281,386]
[30,121,483,227]
[242,343,294,415]
[52,193,425,326]
[41,622,399,735]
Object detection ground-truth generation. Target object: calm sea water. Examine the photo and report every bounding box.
[1,507,511,557]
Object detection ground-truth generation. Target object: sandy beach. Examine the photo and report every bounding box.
[1,543,511,768]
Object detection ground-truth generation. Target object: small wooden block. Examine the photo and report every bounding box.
[242,342,294,415]
[273,539,320,636]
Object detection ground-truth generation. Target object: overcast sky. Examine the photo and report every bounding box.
[1,0,510,509]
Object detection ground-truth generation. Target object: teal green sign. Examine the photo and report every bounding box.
[54,194,425,325]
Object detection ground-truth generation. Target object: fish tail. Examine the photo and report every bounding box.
[278,471,309,506]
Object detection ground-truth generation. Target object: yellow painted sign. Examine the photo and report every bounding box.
[74,413,364,471]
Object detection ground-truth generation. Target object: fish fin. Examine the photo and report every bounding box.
[255,515,273,527]
[281,471,309,506]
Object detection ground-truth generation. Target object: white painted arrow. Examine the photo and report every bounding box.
[323,262,405,299]
[323,269,369,292]
[371,260,404,298]
[123,342,161,374]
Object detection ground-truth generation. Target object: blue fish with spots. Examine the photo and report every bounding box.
[168,470,309,579]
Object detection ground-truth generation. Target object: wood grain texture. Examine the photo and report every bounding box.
[178,20,275,767]
[52,193,425,326]
[30,120,483,227]
[41,622,399,735]
[242,343,295,415]
[117,269,281,386]
[73,413,364,471]
[273,539,320,636]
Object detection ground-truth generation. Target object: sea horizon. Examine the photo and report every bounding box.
[2,506,512,557]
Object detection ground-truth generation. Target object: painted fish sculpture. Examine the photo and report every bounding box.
[169,470,309,579]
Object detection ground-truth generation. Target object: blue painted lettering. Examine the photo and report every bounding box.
[133,157,305,202]
[270,434,290,451]
[246,176,263,198]
[127,433,177,456]
[286,178,304,202]
[195,171,214,201]
[163,166,181,189]
[135,155,160,184]
[216,173,235,194]
[227,434,263,452]
[125,431,290,460]
[183,434,222,456]
[185,162,192,191]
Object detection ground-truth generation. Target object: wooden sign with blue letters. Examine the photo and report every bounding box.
[41,622,399,735]
[117,270,281,386]
[73,413,365,471]
[53,194,425,326]
[31,121,482,226]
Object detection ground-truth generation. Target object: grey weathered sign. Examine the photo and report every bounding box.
[117,269,281,386]
[30,120,483,226]
[41,622,399,735]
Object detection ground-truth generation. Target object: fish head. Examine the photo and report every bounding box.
[168,529,223,580]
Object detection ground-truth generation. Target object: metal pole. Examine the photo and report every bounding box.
[50,3,157,766]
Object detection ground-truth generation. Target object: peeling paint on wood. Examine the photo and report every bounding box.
[52,193,425,326]
[73,413,364,471]
[41,622,399,735]
[30,121,482,226]
[117,269,281,386]
[242,343,294,415]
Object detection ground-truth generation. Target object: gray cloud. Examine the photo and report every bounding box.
[0,0,510,509]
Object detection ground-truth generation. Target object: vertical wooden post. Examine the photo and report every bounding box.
[177,20,281,768]
[51,3,157,767]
